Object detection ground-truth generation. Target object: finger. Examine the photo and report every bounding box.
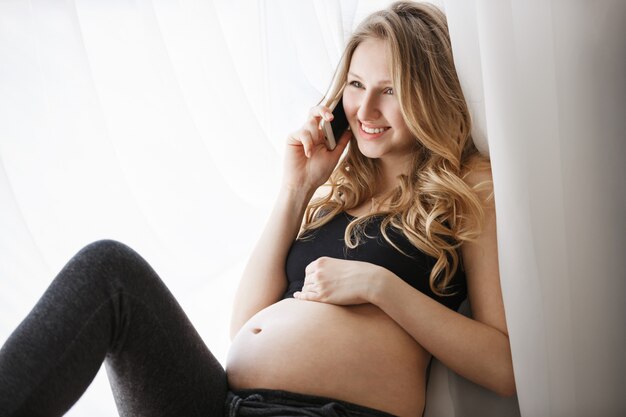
[289,130,315,158]
[294,291,307,300]
[302,281,317,291]
[304,262,315,276]
[294,290,319,301]
[305,130,318,158]
[309,105,334,122]
[305,106,335,149]
[302,273,315,287]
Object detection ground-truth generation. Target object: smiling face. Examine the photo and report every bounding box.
[343,37,416,172]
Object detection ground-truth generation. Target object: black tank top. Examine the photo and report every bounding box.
[283,212,467,311]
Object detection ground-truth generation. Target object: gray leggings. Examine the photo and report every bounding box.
[0,240,395,417]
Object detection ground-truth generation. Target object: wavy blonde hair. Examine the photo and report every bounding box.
[299,1,494,297]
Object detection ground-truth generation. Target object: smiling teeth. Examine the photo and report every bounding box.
[362,125,389,134]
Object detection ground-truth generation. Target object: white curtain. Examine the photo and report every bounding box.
[1,1,623,416]
[432,1,625,416]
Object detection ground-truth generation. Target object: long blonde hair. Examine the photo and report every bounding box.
[299,1,493,297]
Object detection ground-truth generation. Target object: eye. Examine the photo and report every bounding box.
[384,87,394,95]
[348,80,363,88]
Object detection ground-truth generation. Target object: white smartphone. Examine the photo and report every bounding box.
[321,97,349,151]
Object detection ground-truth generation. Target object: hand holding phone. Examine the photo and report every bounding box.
[321,97,349,150]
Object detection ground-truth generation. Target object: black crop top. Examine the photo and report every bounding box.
[283,212,467,311]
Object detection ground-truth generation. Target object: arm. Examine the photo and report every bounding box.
[370,276,514,396]
[370,169,515,396]
[229,186,315,340]
[229,105,351,341]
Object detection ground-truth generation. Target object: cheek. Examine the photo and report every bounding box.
[393,117,410,134]
[387,110,410,134]
[342,91,359,119]
[384,105,413,144]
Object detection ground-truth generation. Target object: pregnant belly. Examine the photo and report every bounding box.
[226,298,431,417]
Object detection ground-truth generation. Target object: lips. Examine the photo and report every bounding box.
[359,121,391,139]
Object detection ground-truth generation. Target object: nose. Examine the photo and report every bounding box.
[356,90,381,122]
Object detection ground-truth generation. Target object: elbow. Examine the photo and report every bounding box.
[497,386,516,398]
[488,356,517,397]
[495,375,517,398]
[495,339,517,397]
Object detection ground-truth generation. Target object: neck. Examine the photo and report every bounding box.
[373,168,409,197]
[375,154,416,194]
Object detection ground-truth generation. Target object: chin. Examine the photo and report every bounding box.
[355,141,384,159]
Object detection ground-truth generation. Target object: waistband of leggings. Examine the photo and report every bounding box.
[228,388,398,417]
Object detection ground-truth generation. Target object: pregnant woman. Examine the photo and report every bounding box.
[0,2,515,416]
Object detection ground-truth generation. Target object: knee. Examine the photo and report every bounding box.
[79,239,139,262]
[50,239,162,301]
[73,239,153,280]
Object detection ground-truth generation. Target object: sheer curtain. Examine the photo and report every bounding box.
[435,1,625,416]
[1,1,624,416]
[0,0,392,415]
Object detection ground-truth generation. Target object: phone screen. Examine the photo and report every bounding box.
[322,97,350,150]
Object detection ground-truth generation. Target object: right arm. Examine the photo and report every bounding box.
[228,185,314,340]
[229,105,351,340]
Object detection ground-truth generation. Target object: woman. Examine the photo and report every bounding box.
[0,2,514,417]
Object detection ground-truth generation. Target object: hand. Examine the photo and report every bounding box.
[293,257,385,305]
[282,105,351,192]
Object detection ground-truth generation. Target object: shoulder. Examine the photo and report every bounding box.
[463,165,491,184]
[462,163,495,208]
[462,154,492,185]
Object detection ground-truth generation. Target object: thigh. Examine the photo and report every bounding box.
[90,240,229,416]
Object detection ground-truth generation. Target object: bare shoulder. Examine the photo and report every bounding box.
[463,164,495,207]
[463,165,492,184]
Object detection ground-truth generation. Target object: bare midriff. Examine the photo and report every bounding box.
[226,298,431,417]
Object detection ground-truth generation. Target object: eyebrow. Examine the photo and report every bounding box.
[347,72,392,86]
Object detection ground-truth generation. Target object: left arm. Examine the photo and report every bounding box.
[295,170,516,396]
[372,169,515,396]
